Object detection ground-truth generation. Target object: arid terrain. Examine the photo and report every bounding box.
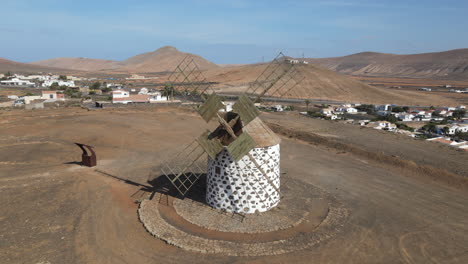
[0,58,71,74]
[306,49,468,79]
[2,46,468,106]
[0,106,467,263]
[204,63,466,106]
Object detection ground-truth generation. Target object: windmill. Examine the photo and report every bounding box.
[161,53,305,214]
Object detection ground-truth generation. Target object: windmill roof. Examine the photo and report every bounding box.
[243,117,281,147]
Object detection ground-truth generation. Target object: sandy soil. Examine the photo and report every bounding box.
[0,107,467,263]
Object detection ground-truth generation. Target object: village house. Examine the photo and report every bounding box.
[320,107,338,119]
[394,113,415,121]
[320,108,334,115]
[368,121,397,131]
[353,120,370,126]
[41,91,65,101]
[271,105,284,112]
[149,92,168,103]
[138,88,168,103]
[112,89,151,104]
[434,109,453,117]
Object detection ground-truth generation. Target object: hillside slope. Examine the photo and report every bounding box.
[30,57,119,72]
[307,49,468,79]
[204,63,458,105]
[0,58,69,73]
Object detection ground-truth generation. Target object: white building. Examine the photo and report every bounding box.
[40,91,64,101]
[0,78,35,87]
[41,91,57,100]
[369,121,397,131]
[320,108,334,115]
[149,92,168,103]
[112,89,150,104]
[345,107,358,113]
[445,125,468,135]
[395,113,415,121]
[112,89,129,98]
[271,105,284,112]
[42,80,75,88]
[138,88,149,94]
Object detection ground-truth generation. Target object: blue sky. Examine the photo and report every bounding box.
[1,0,467,64]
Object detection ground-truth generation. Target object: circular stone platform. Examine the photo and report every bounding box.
[174,177,324,233]
[139,177,349,257]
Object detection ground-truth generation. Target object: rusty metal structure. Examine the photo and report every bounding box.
[75,143,97,167]
[160,53,305,213]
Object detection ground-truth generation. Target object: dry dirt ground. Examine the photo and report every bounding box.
[0,107,467,264]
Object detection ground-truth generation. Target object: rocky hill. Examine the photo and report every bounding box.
[30,46,218,73]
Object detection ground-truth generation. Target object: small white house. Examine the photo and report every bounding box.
[345,107,358,113]
[138,88,149,95]
[112,89,150,104]
[271,105,284,112]
[320,108,334,115]
[112,89,129,98]
[395,113,415,122]
[370,121,397,131]
[149,92,168,103]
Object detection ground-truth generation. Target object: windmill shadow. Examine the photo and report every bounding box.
[147,173,207,204]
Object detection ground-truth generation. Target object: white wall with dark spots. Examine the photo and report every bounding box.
[206,144,280,214]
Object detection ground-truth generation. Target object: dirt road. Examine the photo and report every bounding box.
[0,107,467,263]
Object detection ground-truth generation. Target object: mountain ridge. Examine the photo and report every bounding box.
[305,49,468,79]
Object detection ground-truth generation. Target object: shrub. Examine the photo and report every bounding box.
[396,123,414,132]
[356,104,375,114]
